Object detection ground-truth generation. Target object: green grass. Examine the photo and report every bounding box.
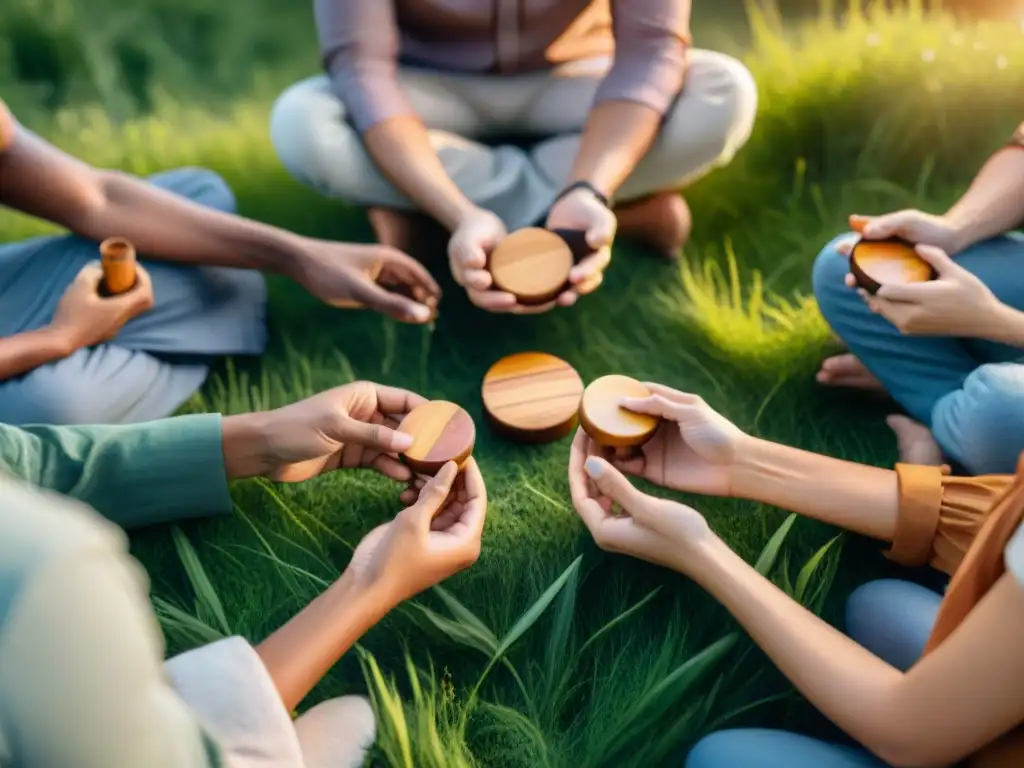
[3,2,1024,765]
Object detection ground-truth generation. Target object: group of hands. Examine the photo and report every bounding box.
[48,188,614,350]
[51,200,1005,350]
[221,378,751,615]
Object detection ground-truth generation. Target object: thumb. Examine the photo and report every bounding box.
[405,462,459,526]
[914,244,957,277]
[583,457,655,520]
[328,413,415,453]
[349,279,433,324]
[586,212,616,250]
[75,261,104,287]
[848,214,872,234]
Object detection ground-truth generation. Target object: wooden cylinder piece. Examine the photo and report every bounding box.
[489,227,573,305]
[579,375,660,450]
[481,352,584,444]
[99,237,138,296]
[397,400,476,475]
[849,237,935,295]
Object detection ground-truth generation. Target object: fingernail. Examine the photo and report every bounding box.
[584,457,604,478]
[393,431,414,450]
[411,304,432,322]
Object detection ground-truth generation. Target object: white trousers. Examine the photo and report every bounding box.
[270,51,758,230]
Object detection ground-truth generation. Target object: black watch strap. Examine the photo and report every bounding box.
[554,180,610,208]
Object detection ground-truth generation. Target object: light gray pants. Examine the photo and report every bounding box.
[269,51,758,230]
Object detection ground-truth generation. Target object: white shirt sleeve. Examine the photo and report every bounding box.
[1004,523,1024,588]
[164,636,306,768]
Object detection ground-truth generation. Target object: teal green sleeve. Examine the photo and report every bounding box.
[0,414,232,530]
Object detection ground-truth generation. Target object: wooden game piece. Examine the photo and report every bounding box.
[481,352,584,443]
[849,237,935,295]
[398,400,476,475]
[579,375,660,450]
[99,237,138,296]
[489,227,574,305]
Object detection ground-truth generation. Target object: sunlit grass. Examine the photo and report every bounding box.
[4,2,1023,765]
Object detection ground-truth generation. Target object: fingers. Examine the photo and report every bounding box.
[639,382,701,406]
[619,393,686,421]
[848,214,870,234]
[582,457,655,521]
[348,277,434,323]
[859,210,910,241]
[461,266,493,292]
[406,462,459,525]
[382,248,442,298]
[372,384,429,418]
[914,243,956,276]
[569,247,611,285]
[443,457,486,537]
[370,453,413,482]
[74,261,105,288]
[467,287,519,312]
[568,428,609,531]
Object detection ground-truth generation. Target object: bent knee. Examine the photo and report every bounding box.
[931,363,1024,474]
[270,76,357,191]
[2,367,113,425]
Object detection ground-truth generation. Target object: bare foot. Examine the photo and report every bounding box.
[816,353,886,392]
[615,191,692,260]
[886,415,944,466]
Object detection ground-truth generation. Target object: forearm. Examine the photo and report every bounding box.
[0,326,74,381]
[362,116,475,231]
[730,436,900,542]
[979,300,1024,347]
[256,571,390,711]
[686,537,905,755]
[75,170,308,273]
[568,101,663,198]
[946,146,1024,250]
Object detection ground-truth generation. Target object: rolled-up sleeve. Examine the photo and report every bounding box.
[314,0,415,133]
[594,0,692,116]
[0,414,232,530]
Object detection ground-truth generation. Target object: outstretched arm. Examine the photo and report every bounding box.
[0,110,307,274]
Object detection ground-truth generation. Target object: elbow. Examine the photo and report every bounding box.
[62,168,122,233]
[865,731,959,768]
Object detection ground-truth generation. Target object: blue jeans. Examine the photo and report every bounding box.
[685,579,943,767]
[812,233,1024,474]
[0,168,267,425]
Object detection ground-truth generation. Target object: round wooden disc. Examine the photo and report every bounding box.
[398,400,476,475]
[489,228,573,305]
[481,352,584,443]
[850,238,934,295]
[579,375,660,449]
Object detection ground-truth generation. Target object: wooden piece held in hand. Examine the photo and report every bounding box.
[99,237,138,296]
[849,237,935,295]
[481,352,584,443]
[398,400,476,475]
[579,375,660,449]
[489,227,573,305]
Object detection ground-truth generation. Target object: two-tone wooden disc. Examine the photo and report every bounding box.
[481,352,584,443]
[579,375,660,449]
[489,227,573,305]
[849,237,934,295]
[398,400,476,475]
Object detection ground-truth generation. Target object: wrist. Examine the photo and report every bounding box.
[438,197,479,233]
[727,434,778,501]
[941,210,982,253]
[42,323,81,358]
[668,531,727,582]
[221,411,275,480]
[337,566,400,618]
[984,301,1024,346]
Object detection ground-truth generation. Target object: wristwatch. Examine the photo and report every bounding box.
[553,180,611,209]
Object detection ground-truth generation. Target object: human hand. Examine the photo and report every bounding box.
[221,381,427,483]
[544,188,616,306]
[853,244,1004,338]
[447,207,529,313]
[294,240,441,324]
[834,211,966,258]
[50,261,154,349]
[595,384,748,497]
[346,459,486,605]
[569,428,712,572]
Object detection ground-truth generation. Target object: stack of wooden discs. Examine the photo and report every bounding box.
[849,237,934,295]
[489,227,574,305]
[398,401,476,475]
[481,352,584,443]
[579,375,660,450]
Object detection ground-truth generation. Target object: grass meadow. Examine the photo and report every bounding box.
[3,1,1024,765]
